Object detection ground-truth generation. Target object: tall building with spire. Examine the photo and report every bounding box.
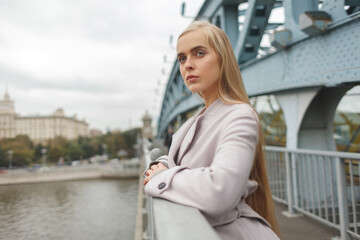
[142,110,153,140]
[0,91,89,143]
[0,90,16,138]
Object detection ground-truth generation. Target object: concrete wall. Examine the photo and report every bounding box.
[0,164,139,185]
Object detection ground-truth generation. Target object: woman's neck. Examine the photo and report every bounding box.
[202,91,219,108]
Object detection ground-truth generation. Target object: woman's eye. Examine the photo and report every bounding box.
[196,51,205,57]
[178,57,185,63]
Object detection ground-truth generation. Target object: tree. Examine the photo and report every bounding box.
[47,136,68,162]
[66,141,83,160]
[122,128,141,158]
[0,136,35,167]
[0,127,141,167]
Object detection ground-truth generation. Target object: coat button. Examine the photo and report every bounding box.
[158,182,166,189]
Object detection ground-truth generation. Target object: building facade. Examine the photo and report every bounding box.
[0,92,89,143]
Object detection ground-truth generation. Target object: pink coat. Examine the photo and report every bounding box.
[145,99,279,240]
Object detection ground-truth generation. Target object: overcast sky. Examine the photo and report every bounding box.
[0,0,204,132]
[1,1,359,134]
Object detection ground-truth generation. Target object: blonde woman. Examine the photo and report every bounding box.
[144,21,280,239]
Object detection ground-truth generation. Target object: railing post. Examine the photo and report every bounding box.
[335,157,350,240]
[291,152,299,209]
[142,139,156,240]
[285,152,295,214]
[148,196,155,240]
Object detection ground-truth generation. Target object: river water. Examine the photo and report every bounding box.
[0,178,139,240]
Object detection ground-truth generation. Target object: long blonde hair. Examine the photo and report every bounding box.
[178,21,280,237]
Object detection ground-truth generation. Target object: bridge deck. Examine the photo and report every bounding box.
[275,202,339,240]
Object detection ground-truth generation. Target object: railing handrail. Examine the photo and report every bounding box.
[143,143,360,240]
[265,145,360,159]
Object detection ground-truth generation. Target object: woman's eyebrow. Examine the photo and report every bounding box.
[177,45,208,58]
[190,45,207,52]
[177,52,184,58]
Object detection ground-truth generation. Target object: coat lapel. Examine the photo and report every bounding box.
[168,99,221,166]
[168,116,199,166]
[175,117,201,165]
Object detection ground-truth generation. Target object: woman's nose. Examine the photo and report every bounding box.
[184,58,194,71]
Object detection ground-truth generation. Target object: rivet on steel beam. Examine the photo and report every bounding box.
[270,29,292,49]
[250,26,260,36]
[244,44,254,52]
[255,5,266,17]
[299,11,332,36]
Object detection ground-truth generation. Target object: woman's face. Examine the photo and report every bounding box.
[177,30,221,96]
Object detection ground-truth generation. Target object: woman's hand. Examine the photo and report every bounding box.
[143,163,167,185]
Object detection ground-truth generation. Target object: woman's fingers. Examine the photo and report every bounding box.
[144,169,153,185]
[143,176,150,185]
[144,163,168,186]
[157,163,166,169]
[150,165,158,171]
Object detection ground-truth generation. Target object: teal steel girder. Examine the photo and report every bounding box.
[234,0,275,64]
[157,0,360,137]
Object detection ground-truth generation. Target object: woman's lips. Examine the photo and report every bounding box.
[187,75,198,83]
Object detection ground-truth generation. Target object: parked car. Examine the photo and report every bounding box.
[109,158,120,164]
[71,160,81,166]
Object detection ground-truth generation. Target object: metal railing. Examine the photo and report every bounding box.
[141,142,360,240]
[266,146,360,240]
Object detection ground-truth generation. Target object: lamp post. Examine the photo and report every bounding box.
[169,35,176,49]
[7,149,13,170]
[102,143,107,161]
[41,148,47,167]
[163,55,173,63]
[161,68,169,75]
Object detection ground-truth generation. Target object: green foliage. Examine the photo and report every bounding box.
[0,128,141,168]
[122,128,141,158]
[0,135,34,167]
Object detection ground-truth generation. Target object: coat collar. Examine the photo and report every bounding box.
[199,98,223,117]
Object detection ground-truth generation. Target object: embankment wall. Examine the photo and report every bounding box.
[0,164,139,185]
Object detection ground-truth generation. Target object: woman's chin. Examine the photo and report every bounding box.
[188,87,201,93]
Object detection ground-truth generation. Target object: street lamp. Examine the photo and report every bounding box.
[181,2,198,19]
[169,35,176,49]
[102,144,108,161]
[161,68,169,75]
[180,2,209,20]
[163,55,172,63]
[41,148,47,167]
[7,149,13,170]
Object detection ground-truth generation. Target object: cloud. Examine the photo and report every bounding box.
[0,0,204,131]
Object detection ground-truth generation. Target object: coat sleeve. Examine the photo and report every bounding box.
[144,110,259,219]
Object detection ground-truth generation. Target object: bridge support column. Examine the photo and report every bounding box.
[278,86,352,150]
[276,88,320,149]
[276,86,353,215]
[276,88,320,212]
[298,87,352,151]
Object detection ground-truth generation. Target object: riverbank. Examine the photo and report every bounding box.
[0,162,139,185]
